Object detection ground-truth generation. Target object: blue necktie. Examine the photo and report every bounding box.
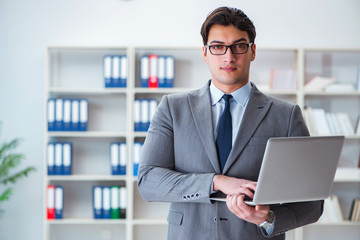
[216,94,232,171]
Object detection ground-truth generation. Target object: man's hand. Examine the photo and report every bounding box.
[213,175,269,225]
[226,194,270,225]
[213,175,256,198]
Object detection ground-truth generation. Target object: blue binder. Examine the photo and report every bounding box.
[119,55,127,88]
[140,55,149,87]
[47,143,55,175]
[71,99,79,131]
[48,99,56,131]
[134,99,141,131]
[111,55,121,87]
[79,99,88,131]
[165,56,175,87]
[55,99,64,131]
[133,142,142,176]
[62,143,72,175]
[54,143,63,175]
[55,186,64,219]
[119,142,126,175]
[158,56,166,88]
[63,99,72,131]
[110,143,120,175]
[93,186,103,219]
[104,55,112,88]
[102,186,111,219]
[140,99,150,131]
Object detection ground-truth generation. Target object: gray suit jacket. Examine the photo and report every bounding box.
[138,81,323,240]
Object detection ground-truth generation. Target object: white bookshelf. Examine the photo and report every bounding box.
[44,46,360,240]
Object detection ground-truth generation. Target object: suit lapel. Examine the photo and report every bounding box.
[223,85,272,174]
[188,81,221,173]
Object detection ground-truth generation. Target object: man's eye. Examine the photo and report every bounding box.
[212,45,225,50]
[233,44,246,49]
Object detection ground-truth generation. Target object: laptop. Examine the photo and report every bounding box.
[210,136,345,205]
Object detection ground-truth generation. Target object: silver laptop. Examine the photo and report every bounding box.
[211,136,344,205]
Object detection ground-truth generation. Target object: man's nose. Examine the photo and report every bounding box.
[223,47,236,62]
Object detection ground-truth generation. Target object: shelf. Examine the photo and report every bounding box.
[132,219,167,225]
[334,168,360,182]
[47,131,127,138]
[49,87,127,95]
[47,175,127,182]
[134,87,194,94]
[310,221,360,226]
[304,91,360,97]
[47,218,127,225]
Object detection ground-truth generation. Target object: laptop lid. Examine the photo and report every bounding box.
[248,136,344,205]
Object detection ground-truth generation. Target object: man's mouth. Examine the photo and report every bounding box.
[221,66,237,72]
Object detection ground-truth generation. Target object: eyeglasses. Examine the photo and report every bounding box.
[205,43,253,55]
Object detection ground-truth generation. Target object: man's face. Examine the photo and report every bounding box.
[203,24,256,93]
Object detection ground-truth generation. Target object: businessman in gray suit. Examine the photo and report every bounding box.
[138,7,323,240]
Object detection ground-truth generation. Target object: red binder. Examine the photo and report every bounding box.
[47,185,55,219]
[149,54,158,88]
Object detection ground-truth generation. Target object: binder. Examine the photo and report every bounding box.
[55,98,63,131]
[119,186,127,219]
[120,55,127,87]
[48,99,55,131]
[112,55,121,87]
[134,99,141,131]
[47,143,55,175]
[119,142,126,175]
[110,143,120,175]
[71,99,80,131]
[54,143,63,175]
[140,55,149,87]
[47,185,55,219]
[149,99,158,123]
[133,142,142,176]
[79,99,88,131]
[102,186,111,219]
[63,99,72,131]
[149,54,158,88]
[140,99,149,131]
[55,186,64,219]
[104,55,112,88]
[165,56,175,87]
[158,56,166,88]
[110,186,120,219]
[62,143,72,175]
[93,186,103,219]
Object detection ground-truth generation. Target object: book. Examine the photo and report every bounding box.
[304,76,335,91]
[269,68,297,90]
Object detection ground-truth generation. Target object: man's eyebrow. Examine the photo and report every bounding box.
[209,38,248,45]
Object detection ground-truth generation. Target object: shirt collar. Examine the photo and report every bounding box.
[210,81,253,107]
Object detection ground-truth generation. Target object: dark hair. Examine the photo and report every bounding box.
[201,7,256,45]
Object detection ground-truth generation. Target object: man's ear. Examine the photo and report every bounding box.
[251,43,256,61]
[202,46,208,64]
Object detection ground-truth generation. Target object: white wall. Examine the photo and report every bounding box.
[0,0,359,239]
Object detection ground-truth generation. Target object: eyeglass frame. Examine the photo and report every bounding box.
[205,42,254,55]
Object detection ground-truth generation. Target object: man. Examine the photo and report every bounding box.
[138,6,323,240]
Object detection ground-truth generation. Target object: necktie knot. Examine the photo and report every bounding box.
[223,94,232,104]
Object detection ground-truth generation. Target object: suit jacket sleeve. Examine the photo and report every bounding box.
[137,94,215,203]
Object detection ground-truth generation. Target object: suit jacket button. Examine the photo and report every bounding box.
[213,217,217,222]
